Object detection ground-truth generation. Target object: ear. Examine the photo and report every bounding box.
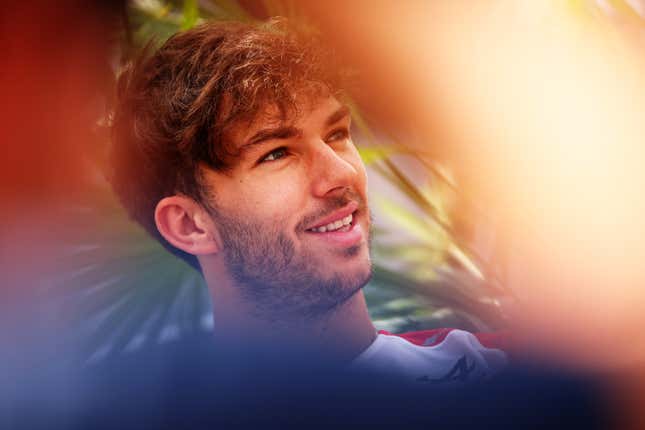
[154,195,220,256]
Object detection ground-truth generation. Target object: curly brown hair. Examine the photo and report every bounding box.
[110,20,344,271]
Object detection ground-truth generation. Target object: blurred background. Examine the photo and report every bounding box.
[2,0,645,427]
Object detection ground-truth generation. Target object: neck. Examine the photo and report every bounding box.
[203,258,376,366]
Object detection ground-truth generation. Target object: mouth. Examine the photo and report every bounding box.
[305,202,358,233]
[304,202,363,248]
[306,211,355,233]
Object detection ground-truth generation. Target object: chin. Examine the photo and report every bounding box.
[343,252,373,291]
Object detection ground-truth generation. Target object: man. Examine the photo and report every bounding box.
[110,20,506,384]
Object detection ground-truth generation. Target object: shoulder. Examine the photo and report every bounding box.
[351,328,509,384]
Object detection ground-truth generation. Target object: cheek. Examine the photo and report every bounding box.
[245,175,307,222]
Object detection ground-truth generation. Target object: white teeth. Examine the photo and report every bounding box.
[310,213,354,233]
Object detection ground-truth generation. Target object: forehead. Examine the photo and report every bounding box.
[227,95,345,148]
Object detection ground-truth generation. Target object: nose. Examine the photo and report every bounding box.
[309,142,359,198]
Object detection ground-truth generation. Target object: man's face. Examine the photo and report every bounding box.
[202,96,372,319]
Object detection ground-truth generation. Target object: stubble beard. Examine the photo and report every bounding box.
[209,197,372,322]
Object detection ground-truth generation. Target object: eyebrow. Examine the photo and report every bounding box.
[241,126,302,152]
[325,105,351,127]
[239,105,352,153]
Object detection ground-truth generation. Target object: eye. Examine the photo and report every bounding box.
[259,147,289,163]
[326,127,350,142]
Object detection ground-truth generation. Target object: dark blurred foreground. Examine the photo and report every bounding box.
[5,332,609,430]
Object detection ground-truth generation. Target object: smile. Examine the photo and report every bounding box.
[308,213,353,233]
[305,208,363,248]
[305,201,358,232]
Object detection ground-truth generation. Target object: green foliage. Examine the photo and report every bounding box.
[181,0,199,29]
